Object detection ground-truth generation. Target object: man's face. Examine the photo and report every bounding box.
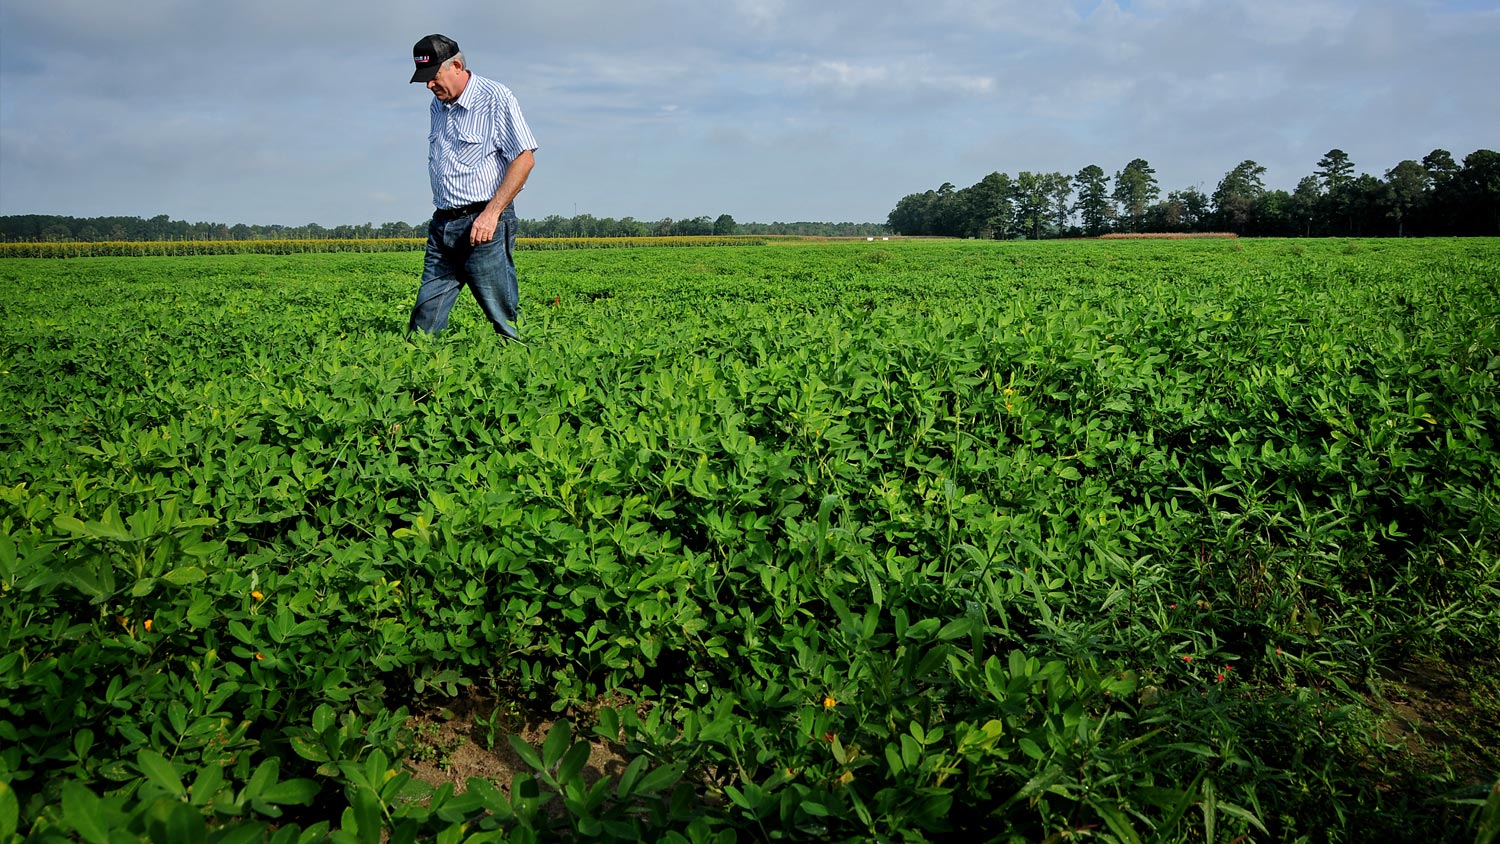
[427,61,468,103]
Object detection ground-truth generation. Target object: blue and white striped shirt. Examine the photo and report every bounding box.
[428,73,538,209]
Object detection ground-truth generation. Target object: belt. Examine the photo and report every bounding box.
[432,200,491,221]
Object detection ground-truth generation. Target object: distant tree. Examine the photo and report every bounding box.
[1212,160,1266,234]
[1012,171,1053,239]
[1111,159,1159,233]
[1458,149,1500,235]
[1316,149,1355,192]
[1048,173,1073,236]
[1289,175,1322,236]
[1142,197,1180,233]
[1178,187,1210,232]
[1316,149,1357,234]
[670,216,714,236]
[1073,165,1112,236]
[1146,189,1201,233]
[1254,190,1297,236]
[1346,174,1386,236]
[713,214,738,235]
[1417,149,1462,235]
[886,192,930,235]
[1422,149,1460,189]
[966,172,1015,239]
[1383,160,1428,237]
[933,182,966,237]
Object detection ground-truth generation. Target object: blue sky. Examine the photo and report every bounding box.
[1,0,1496,226]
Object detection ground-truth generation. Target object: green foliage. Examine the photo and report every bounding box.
[1,238,1497,842]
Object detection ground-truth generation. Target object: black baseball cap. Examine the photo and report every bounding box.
[411,34,459,83]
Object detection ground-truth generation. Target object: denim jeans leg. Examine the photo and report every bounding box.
[410,219,466,334]
[466,208,521,341]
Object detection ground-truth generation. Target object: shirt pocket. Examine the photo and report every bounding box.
[448,129,489,168]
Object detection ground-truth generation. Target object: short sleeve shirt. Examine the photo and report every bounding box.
[429,73,538,209]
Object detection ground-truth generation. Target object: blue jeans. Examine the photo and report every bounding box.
[409,206,520,339]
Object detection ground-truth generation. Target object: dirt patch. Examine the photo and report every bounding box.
[1374,655,1500,786]
[403,691,631,796]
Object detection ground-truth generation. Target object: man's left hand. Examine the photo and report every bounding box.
[469,208,499,245]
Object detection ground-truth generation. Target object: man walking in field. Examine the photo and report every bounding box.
[408,34,537,339]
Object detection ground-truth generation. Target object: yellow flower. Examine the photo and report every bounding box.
[144,619,153,633]
[255,652,265,661]
[823,696,837,708]
[251,590,264,602]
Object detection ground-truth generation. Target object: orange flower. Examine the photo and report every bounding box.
[144,619,153,633]
[251,590,264,602]
[255,652,265,661]
[823,696,837,708]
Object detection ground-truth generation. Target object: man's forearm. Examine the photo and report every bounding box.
[488,149,535,213]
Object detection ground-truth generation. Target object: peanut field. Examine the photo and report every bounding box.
[2,238,1498,843]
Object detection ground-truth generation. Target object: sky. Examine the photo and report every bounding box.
[1,0,1497,227]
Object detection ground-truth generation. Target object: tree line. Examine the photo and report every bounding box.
[887,148,1500,239]
[0,213,889,243]
[516,214,887,238]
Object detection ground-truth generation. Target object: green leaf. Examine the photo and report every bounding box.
[138,748,187,798]
[263,778,320,806]
[290,734,331,763]
[190,764,225,807]
[162,566,208,585]
[1216,799,1269,836]
[1094,803,1142,844]
[1479,779,1500,844]
[541,720,571,770]
[724,784,754,810]
[903,617,941,641]
[1011,764,1064,805]
[634,762,685,795]
[594,707,620,742]
[936,616,973,641]
[53,515,89,535]
[463,778,514,820]
[244,757,281,801]
[209,821,271,844]
[149,800,206,844]
[1018,738,1045,761]
[61,782,110,844]
[350,785,383,844]
[1201,777,1217,844]
[0,781,15,843]
[616,756,648,798]
[556,741,591,786]
[508,734,545,773]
